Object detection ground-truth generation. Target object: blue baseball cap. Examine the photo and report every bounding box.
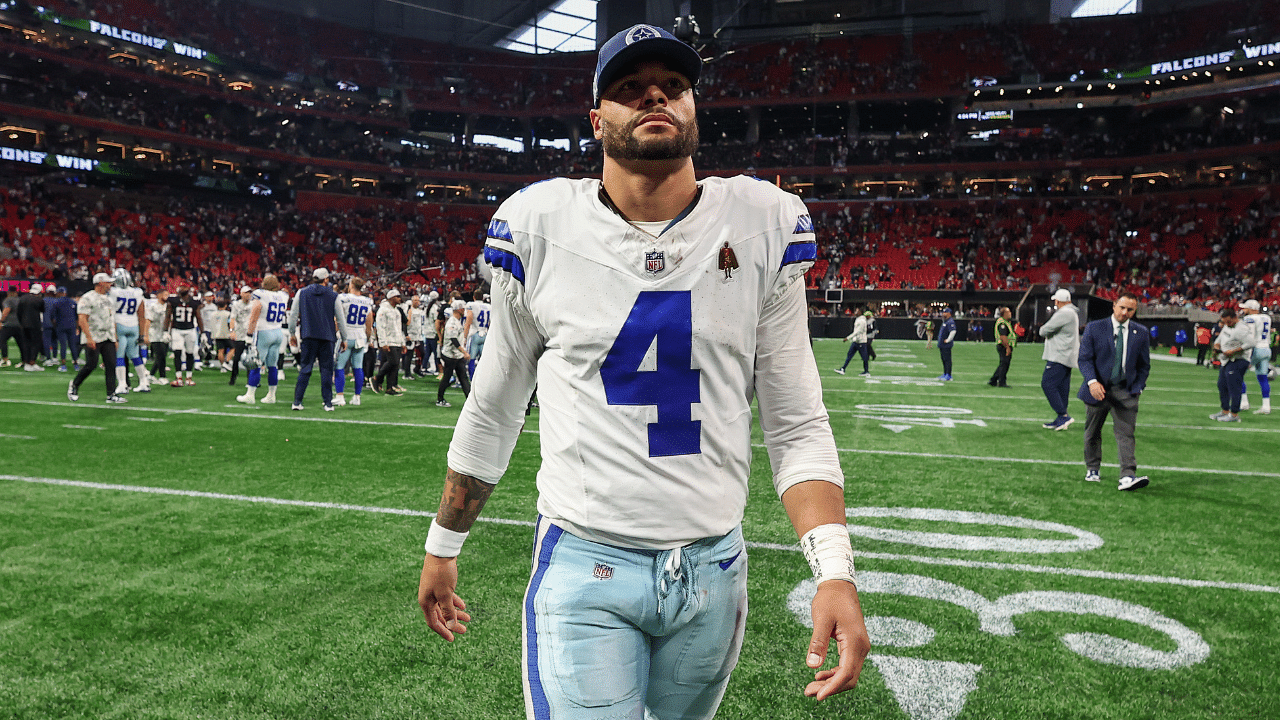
[593,24,702,106]
[941,307,952,314]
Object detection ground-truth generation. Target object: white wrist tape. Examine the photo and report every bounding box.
[424,519,469,558]
[801,523,857,585]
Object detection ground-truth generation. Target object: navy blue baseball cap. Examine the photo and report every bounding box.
[593,24,702,106]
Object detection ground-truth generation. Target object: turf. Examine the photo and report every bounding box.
[1,341,1277,719]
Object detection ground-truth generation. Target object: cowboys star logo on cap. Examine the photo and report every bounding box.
[626,25,661,44]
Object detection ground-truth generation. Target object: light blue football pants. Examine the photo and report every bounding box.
[522,518,747,720]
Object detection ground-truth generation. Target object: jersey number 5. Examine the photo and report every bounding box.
[601,291,701,457]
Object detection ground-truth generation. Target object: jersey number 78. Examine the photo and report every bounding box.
[600,291,701,457]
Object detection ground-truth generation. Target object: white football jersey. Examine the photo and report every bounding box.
[1243,313,1271,347]
[108,286,144,328]
[466,300,492,337]
[144,298,168,342]
[447,176,841,550]
[337,293,374,348]
[251,289,290,332]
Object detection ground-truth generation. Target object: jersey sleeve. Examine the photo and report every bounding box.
[754,279,844,497]
[481,213,537,324]
[768,193,817,305]
[446,278,546,484]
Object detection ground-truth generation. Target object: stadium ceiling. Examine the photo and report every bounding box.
[247,0,581,51]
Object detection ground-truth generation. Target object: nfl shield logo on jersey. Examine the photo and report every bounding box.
[645,250,665,274]
[593,563,614,580]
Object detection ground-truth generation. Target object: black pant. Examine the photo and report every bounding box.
[294,338,335,405]
[1041,361,1073,417]
[374,346,401,389]
[401,342,417,376]
[841,342,869,373]
[74,340,118,398]
[1218,359,1250,413]
[150,341,168,377]
[0,325,20,360]
[939,345,953,376]
[56,328,79,363]
[989,345,1012,386]
[1196,343,1210,365]
[228,340,246,384]
[437,356,471,401]
[20,326,41,365]
[363,345,378,379]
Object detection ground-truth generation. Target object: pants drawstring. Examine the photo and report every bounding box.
[656,546,688,618]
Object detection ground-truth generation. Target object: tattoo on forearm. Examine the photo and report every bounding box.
[436,469,495,533]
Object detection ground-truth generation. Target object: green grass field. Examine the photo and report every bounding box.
[2,340,1277,720]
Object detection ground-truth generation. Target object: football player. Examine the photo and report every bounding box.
[236,274,290,405]
[416,25,868,720]
[1240,300,1272,414]
[108,268,152,393]
[462,289,490,377]
[333,276,374,406]
[165,286,203,386]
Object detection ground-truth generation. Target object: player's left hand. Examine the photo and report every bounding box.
[804,579,870,701]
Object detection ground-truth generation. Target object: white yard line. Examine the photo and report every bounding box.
[0,433,36,439]
[61,424,103,430]
[0,392,524,430]
[126,417,166,422]
[3,397,1265,474]
[825,408,1280,434]
[823,386,1224,407]
[3,474,1275,595]
[801,445,1280,479]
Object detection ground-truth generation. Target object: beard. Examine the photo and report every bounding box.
[601,109,699,162]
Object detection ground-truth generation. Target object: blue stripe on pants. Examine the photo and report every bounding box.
[525,520,563,720]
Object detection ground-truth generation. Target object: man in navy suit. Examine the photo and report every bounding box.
[1077,292,1151,491]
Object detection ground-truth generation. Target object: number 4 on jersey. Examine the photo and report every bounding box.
[600,292,701,457]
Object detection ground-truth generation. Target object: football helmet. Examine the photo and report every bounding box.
[241,343,261,371]
[111,267,132,288]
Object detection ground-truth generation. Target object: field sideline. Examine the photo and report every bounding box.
[1,339,1277,719]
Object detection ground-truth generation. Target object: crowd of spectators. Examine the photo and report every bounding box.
[3,178,1276,316]
[0,181,488,299]
[804,189,1280,310]
[5,55,1278,190]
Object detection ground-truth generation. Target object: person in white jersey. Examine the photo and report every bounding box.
[333,276,374,407]
[1239,299,1271,414]
[144,289,169,381]
[235,274,290,405]
[416,25,869,720]
[228,285,253,386]
[108,268,152,393]
[463,288,491,377]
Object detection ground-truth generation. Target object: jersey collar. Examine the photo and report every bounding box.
[598,183,703,238]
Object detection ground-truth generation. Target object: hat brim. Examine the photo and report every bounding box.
[595,39,702,105]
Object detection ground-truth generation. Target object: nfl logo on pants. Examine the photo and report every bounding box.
[645,250,665,274]
[593,563,614,580]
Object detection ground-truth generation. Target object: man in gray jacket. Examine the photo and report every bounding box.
[1039,289,1080,430]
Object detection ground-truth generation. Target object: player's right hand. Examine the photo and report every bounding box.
[418,554,470,642]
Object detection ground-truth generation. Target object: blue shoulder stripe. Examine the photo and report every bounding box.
[780,241,818,268]
[483,245,526,284]
[487,219,513,242]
